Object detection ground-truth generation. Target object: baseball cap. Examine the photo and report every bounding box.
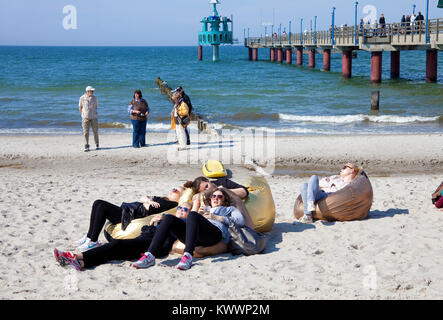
[85,86,95,91]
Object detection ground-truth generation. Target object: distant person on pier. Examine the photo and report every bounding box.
[415,12,425,32]
[170,92,190,151]
[173,86,192,145]
[128,89,150,148]
[379,14,386,36]
[79,86,99,152]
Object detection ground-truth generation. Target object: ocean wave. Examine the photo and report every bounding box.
[279,113,442,124]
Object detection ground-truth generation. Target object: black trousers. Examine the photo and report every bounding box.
[82,238,150,268]
[148,211,222,257]
[86,200,123,242]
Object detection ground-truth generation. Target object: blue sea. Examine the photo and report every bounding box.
[0,45,442,135]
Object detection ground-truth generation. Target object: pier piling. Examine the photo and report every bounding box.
[323,49,331,71]
[371,91,380,111]
[270,48,276,62]
[390,51,400,79]
[198,45,203,61]
[248,48,253,61]
[296,47,303,66]
[309,49,316,68]
[371,52,383,84]
[253,48,258,61]
[342,50,353,79]
[426,49,438,83]
[286,48,292,64]
[277,48,283,63]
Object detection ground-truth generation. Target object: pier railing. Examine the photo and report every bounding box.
[246,18,443,50]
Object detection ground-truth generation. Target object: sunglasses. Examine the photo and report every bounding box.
[342,165,353,170]
[177,206,189,213]
[211,194,224,200]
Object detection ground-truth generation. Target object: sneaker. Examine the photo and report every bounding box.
[77,239,100,253]
[54,248,82,271]
[96,144,100,150]
[177,252,193,270]
[294,214,313,224]
[307,201,316,212]
[84,145,90,152]
[74,234,88,247]
[133,252,155,269]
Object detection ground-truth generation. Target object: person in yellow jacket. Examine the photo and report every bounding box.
[170,93,190,151]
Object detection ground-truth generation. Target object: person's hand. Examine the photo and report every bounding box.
[143,200,160,210]
[203,211,214,220]
[148,214,163,226]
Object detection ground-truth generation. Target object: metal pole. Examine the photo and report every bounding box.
[413,4,416,15]
[425,0,430,43]
[301,18,303,45]
[289,21,292,45]
[271,25,274,46]
[279,23,282,46]
[247,28,250,46]
[265,26,267,46]
[355,2,359,45]
[314,16,317,44]
[332,7,336,45]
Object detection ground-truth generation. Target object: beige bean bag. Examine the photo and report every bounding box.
[293,171,373,222]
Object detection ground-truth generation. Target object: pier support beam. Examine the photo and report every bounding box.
[296,47,303,66]
[270,48,275,62]
[277,48,283,63]
[309,49,316,68]
[342,50,353,79]
[371,51,383,84]
[323,49,331,71]
[248,48,252,61]
[253,48,258,61]
[198,45,203,61]
[286,48,292,64]
[426,49,438,83]
[390,51,400,79]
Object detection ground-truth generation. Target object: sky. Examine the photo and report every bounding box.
[0,0,442,46]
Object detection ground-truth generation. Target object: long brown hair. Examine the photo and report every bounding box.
[183,176,209,193]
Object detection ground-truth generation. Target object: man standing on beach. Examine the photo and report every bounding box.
[79,86,99,152]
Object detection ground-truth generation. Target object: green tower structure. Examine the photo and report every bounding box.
[198,0,233,61]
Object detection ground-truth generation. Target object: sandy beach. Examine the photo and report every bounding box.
[0,131,442,300]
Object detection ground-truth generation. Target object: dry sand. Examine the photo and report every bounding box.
[0,131,442,300]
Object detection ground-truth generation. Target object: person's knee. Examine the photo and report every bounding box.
[300,182,308,193]
[309,175,319,184]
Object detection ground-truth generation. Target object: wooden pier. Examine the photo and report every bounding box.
[245,19,443,83]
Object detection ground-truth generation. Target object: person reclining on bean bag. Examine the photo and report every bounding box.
[295,163,361,224]
[53,202,192,271]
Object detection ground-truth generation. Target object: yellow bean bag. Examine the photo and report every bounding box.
[103,188,194,241]
[242,176,276,233]
[293,171,373,222]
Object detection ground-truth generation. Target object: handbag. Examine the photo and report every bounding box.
[228,221,267,256]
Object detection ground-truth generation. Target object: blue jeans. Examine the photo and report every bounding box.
[131,119,147,147]
[300,175,328,215]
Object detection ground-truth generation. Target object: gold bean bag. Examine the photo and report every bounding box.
[242,176,276,233]
[293,171,373,222]
[104,188,194,241]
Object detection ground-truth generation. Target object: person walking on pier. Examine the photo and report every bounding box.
[379,14,386,36]
[79,86,99,152]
